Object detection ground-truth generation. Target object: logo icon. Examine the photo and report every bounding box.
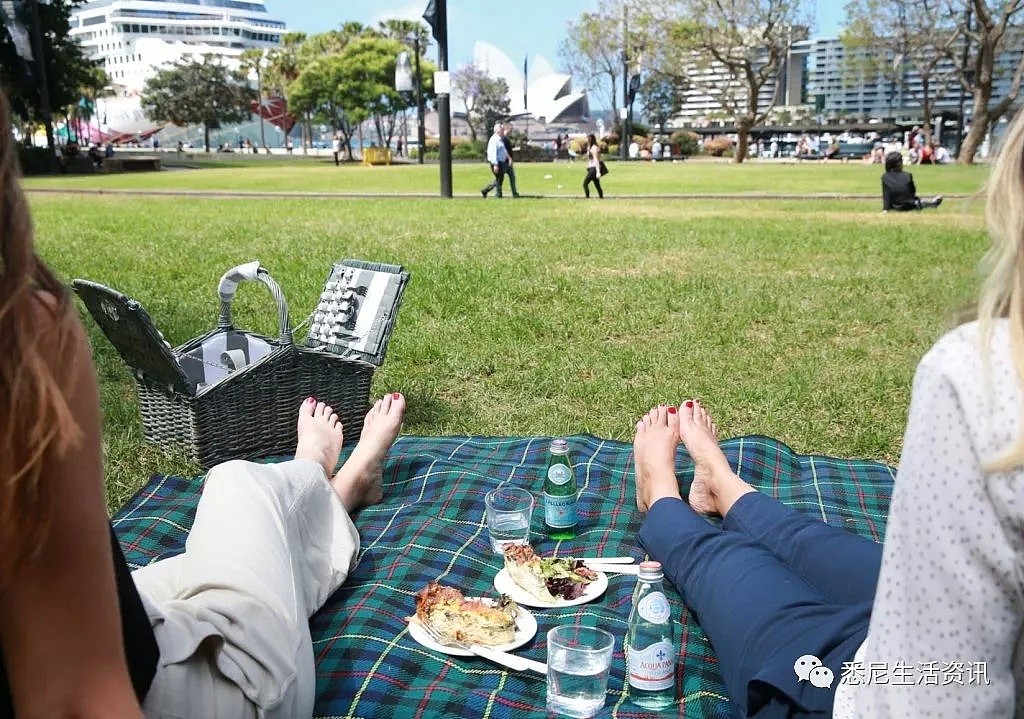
[809,665,834,688]
[794,655,822,682]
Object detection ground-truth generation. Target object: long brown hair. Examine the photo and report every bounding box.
[0,93,81,578]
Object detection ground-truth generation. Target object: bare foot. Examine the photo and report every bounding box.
[332,393,406,512]
[294,397,344,478]
[632,405,683,512]
[678,400,751,516]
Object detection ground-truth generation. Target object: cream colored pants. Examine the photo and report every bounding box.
[131,459,359,719]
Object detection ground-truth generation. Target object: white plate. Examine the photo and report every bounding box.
[493,568,609,608]
[408,600,537,657]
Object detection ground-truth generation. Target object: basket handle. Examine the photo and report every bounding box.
[216,261,293,345]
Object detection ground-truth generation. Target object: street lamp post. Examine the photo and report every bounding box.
[396,35,427,165]
[413,35,426,165]
[423,0,452,197]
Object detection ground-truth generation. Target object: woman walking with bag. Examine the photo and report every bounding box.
[583,134,605,199]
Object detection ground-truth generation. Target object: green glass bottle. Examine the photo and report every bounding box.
[543,438,577,539]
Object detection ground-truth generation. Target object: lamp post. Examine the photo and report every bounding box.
[413,35,425,165]
[395,42,425,164]
[423,0,452,197]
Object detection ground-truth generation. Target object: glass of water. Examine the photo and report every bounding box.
[484,486,534,554]
[546,625,614,718]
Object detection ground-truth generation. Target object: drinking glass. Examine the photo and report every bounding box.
[484,486,533,554]
[546,625,614,718]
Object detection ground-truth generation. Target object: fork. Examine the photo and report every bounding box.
[413,618,547,675]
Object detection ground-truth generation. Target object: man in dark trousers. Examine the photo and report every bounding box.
[881,151,942,212]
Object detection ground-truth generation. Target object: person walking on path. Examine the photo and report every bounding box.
[501,123,521,198]
[332,132,342,167]
[583,134,604,199]
[481,123,508,198]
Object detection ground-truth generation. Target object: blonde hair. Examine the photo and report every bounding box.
[0,93,81,579]
[978,108,1024,472]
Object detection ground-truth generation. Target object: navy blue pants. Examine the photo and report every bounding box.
[639,492,882,718]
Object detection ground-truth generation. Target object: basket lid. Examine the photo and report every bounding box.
[72,279,195,395]
[304,259,410,366]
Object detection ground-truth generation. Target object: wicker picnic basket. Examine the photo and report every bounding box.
[73,259,410,468]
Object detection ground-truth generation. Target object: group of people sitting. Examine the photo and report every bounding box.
[2,80,1023,719]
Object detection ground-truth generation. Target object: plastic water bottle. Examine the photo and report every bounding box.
[626,560,677,709]
[543,438,577,539]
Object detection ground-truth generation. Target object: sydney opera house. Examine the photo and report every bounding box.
[459,41,589,124]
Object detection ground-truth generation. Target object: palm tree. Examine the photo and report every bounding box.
[239,48,269,152]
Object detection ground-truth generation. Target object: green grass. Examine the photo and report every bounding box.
[24,153,992,196]
[25,162,991,511]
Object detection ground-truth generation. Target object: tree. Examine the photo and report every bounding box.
[949,0,1024,163]
[559,2,626,123]
[288,53,362,158]
[843,0,961,146]
[265,32,307,149]
[0,0,100,130]
[140,55,254,152]
[239,48,270,152]
[336,36,409,150]
[645,0,811,163]
[450,64,510,141]
[640,75,685,135]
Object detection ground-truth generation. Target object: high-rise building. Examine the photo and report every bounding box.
[668,32,1023,129]
[69,0,286,137]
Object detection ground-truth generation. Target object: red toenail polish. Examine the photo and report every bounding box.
[668,407,677,414]
[306,396,314,403]
[392,392,401,399]
[685,400,694,408]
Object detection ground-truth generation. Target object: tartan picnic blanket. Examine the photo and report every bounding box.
[111,434,896,719]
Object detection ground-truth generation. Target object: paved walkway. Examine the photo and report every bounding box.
[26,187,973,201]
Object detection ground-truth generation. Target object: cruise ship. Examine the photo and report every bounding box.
[69,0,286,139]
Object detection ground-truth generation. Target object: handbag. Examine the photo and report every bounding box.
[599,160,609,176]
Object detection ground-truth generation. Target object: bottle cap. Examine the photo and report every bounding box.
[550,438,569,454]
[638,560,663,580]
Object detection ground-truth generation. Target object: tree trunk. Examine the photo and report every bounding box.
[734,119,751,163]
[959,85,993,164]
[256,73,267,153]
[203,124,211,152]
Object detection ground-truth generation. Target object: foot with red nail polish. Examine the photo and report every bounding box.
[331,393,406,512]
[632,404,683,513]
[677,400,753,517]
[294,397,344,480]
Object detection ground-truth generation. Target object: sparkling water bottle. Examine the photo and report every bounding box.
[626,560,677,709]
[543,438,577,539]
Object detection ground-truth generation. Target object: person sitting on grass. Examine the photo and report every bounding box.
[0,86,407,718]
[632,105,1024,718]
[882,151,942,212]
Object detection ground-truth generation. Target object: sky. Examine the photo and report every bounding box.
[261,0,846,74]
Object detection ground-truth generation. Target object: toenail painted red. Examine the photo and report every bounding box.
[668,407,677,414]
[306,396,315,403]
[685,400,694,408]
[392,392,401,399]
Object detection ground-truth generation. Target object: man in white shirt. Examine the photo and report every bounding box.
[481,123,508,198]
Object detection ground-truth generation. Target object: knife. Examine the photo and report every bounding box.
[467,644,548,675]
[584,561,641,575]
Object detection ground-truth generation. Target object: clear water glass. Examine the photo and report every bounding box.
[485,486,534,554]
[546,625,614,718]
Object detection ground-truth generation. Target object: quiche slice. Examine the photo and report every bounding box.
[413,581,519,646]
[502,544,598,603]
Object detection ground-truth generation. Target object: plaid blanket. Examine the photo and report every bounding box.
[112,434,895,719]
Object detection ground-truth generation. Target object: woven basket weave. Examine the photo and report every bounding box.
[74,260,409,468]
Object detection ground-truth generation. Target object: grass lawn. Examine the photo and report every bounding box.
[24,152,992,197]
[26,161,991,511]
